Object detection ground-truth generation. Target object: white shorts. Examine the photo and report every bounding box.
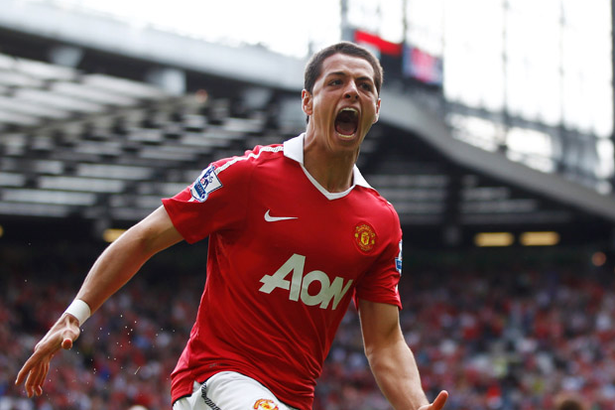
[172,371,298,410]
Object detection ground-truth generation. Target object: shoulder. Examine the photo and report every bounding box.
[213,143,285,175]
[351,185,402,249]
[357,184,400,223]
[188,143,284,201]
[351,167,400,224]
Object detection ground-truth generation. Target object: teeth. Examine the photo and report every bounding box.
[340,107,358,114]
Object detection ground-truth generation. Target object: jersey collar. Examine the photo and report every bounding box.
[283,133,372,190]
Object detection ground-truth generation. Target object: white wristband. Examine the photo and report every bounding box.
[64,299,91,326]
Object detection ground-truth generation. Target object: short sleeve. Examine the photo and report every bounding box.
[162,157,251,244]
[353,216,403,310]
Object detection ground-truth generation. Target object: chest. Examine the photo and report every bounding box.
[240,165,384,278]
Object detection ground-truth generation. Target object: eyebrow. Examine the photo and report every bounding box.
[326,71,375,84]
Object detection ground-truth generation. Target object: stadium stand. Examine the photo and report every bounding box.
[2,2,615,246]
[2,47,613,249]
[3,242,615,410]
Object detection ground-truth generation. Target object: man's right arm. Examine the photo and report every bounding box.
[75,205,183,314]
[15,205,183,397]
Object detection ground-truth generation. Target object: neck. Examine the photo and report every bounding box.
[303,132,358,193]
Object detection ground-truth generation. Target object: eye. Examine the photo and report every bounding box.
[329,79,342,86]
[360,82,373,92]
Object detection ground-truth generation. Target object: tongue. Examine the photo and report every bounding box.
[335,120,357,136]
[335,112,358,135]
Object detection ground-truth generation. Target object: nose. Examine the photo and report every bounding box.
[344,82,359,100]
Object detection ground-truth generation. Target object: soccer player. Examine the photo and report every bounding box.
[15,42,448,410]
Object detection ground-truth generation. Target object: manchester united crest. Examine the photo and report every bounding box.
[253,399,279,410]
[354,223,376,252]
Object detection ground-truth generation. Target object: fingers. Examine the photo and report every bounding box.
[61,322,80,349]
[15,347,57,397]
[27,365,44,397]
[15,363,29,386]
[61,337,74,350]
[431,390,449,410]
[19,359,49,398]
[15,317,80,398]
[417,390,449,410]
[16,347,51,386]
[15,349,42,386]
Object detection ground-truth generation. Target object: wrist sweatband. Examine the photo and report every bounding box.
[64,299,91,326]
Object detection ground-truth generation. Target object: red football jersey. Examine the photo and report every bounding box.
[162,134,403,410]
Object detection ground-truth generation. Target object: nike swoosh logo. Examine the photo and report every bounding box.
[264,209,298,222]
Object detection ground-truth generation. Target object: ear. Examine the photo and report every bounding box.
[301,89,313,116]
[373,98,381,124]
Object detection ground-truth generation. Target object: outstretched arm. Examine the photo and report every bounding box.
[358,299,448,410]
[15,205,183,397]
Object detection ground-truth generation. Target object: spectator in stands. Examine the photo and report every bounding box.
[7,240,615,409]
[15,41,447,410]
[554,393,587,410]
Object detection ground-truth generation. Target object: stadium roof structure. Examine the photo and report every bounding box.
[0,1,614,249]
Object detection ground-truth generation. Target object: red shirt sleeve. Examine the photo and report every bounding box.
[162,156,252,244]
[354,208,403,310]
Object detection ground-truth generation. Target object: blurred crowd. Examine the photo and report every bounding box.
[2,241,614,410]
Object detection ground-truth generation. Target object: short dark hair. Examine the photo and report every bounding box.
[303,41,384,95]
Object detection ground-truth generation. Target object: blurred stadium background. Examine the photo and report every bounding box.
[1,0,615,409]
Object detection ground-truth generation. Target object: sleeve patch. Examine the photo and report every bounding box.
[190,165,223,202]
[395,240,403,275]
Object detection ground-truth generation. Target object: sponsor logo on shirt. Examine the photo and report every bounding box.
[190,165,222,202]
[354,223,376,252]
[253,399,279,410]
[259,254,353,310]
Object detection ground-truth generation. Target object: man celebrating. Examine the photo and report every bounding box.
[16,42,448,410]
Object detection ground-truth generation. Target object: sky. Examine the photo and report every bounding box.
[43,0,612,132]
[50,0,344,58]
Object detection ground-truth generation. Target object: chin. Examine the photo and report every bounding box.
[333,132,365,151]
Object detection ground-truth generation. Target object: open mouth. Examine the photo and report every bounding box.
[335,107,359,138]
